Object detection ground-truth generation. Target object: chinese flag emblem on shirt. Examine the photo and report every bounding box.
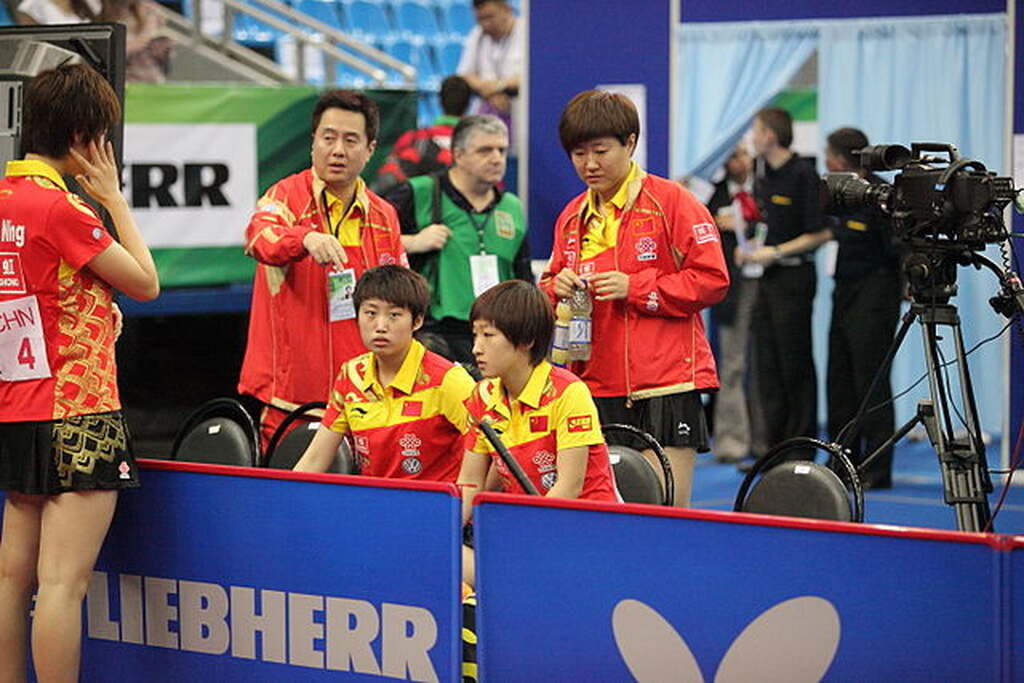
[530,415,548,432]
[402,401,423,417]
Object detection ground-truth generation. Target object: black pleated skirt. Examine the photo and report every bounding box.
[0,411,140,495]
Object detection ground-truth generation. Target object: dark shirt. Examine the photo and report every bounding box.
[832,173,900,281]
[371,115,458,195]
[383,169,534,282]
[754,154,822,248]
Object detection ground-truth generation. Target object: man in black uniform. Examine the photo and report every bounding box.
[824,127,902,488]
[739,107,830,462]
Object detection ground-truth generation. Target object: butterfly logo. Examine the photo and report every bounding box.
[612,596,840,682]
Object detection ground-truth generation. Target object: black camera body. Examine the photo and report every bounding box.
[823,143,1017,249]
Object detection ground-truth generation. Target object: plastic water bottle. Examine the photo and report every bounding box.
[568,286,592,362]
[551,298,571,366]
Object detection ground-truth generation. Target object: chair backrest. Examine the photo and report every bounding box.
[608,444,663,505]
[733,437,863,522]
[740,462,853,522]
[602,423,674,506]
[267,422,356,474]
[346,0,394,39]
[437,40,459,74]
[170,398,258,467]
[396,0,442,38]
[445,2,473,35]
[294,0,345,30]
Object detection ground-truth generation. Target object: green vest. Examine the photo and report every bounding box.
[409,174,526,322]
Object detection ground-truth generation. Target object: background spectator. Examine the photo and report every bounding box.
[738,107,831,463]
[824,127,902,489]
[15,0,98,24]
[373,75,472,195]
[705,142,762,464]
[101,0,173,84]
[385,114,530,365]
[457,0,521,125]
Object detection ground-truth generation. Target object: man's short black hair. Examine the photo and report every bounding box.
[827,127,870,170]
[312,89,380,143]
[755,106,793,149]
[470,280,554,366]
[440,75,472,117]
[472,0,508,7]
[354,265,430,322]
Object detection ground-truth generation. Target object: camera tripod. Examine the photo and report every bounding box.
[826,246,1024,532]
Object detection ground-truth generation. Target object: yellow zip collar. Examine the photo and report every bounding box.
[5,159,69,191]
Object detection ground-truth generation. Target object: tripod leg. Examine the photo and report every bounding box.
[949,317,992,492]
[836,308,918,451]
[857,413,922,475]
[917,308,993,532]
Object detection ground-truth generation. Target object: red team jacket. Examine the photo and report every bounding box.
[238,168,407,411]
[540,170,729,399]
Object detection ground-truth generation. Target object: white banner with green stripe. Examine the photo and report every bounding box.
[123,84,416,287]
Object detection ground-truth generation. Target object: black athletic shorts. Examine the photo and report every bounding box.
[594,391,709,452]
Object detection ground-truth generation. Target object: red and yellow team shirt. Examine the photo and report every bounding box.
[321,340,475,482]
[464,362,617,501]
[577,161,638,270]
[0,160,117,422]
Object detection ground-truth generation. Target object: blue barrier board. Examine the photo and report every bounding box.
[1010,536,1024,681]
[75,461,461,681]
[474,496,1005,682]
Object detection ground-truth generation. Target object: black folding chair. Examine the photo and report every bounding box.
[602,423,674,506]
[169,398,258,467]
[734,437,864,522]
[263,401,356,474]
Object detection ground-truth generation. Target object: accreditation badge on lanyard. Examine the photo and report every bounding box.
[467,210,499,297]
[327,266,357,322]
[0,294,52,382]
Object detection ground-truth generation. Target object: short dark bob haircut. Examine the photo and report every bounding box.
[470,280,554,366]
[312,89,380,143]
[21,63,121,159]
[558,90,639,156]
[354,265,430,322]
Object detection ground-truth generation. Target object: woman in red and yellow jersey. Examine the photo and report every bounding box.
[0,64,159,681]
[456,280,616,589]
[294,265,475,481]
[458,280,616,513]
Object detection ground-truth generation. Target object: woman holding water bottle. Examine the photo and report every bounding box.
[539,90,730,506]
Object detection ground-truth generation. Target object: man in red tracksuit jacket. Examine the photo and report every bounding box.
[540,90,729,507]
[239,90,407,451]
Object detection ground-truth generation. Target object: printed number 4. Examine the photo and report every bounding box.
[17,337,35,370]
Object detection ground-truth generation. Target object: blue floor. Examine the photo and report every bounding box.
[692,437,1024,534]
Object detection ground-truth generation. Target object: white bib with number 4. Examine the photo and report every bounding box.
[0,295,52,382]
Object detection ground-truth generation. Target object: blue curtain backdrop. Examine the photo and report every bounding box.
[674,21,816,181]
[817,13,1008,436]
[674,13,1008,436]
